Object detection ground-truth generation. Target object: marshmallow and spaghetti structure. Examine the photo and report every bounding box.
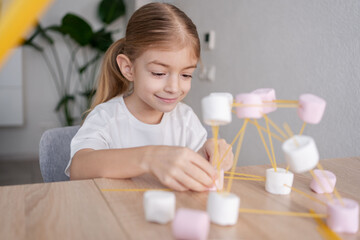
[200,88,358,234]
[104,88,358,237]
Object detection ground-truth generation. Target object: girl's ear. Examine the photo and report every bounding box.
[116,54,134,81]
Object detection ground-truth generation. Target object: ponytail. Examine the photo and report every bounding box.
[86,38,131,117]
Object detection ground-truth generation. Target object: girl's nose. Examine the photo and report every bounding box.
[164,74,179,93]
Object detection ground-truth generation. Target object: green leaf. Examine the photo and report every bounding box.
[90,28,113,52]
[55,94,75,111]
[61,13,93,46]
[98,0,126,24]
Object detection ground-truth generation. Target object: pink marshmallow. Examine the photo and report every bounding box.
[327,198,359,233]
[172,208,210,240]
[235,93,263,119]
[208,169,224,191]
[251,88,277,114]
[310,169,336,194]
[298,94,326,124]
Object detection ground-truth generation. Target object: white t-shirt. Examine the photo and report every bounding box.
[65,96,207,177]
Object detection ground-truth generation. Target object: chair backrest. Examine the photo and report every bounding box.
[39,126,80,182]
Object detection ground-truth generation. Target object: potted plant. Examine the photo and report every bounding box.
[23,0,126,126]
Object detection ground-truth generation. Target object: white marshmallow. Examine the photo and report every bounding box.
[201,92,233,126]
[265,168,294,195]
[282,135,319,173]
[207,191,240,226]
[143,190,175,224]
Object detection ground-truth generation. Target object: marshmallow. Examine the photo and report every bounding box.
[326,198,359,234]
[282,135,319,173]
[207,191,240,226]
[265,168,294,195]
[235,93,263,119]
[209,168,224,191]
[201,92,233,126]
[252,88,277,114]
[143,190,175,224]
[172,208,210,240]
[298,94,326,124]
[310,169,336,194]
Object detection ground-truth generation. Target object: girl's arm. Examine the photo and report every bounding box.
[70,145,217,192]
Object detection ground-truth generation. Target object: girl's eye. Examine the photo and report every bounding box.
[182,74,192,79]
[151,72,166,77]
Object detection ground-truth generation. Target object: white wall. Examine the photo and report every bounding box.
[176,0,360,166]
[1,0,359,165]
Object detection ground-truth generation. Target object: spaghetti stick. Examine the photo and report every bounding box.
[310,209,342,240]
[309,170,333,202]
[284,184,326,206]
[264,115,288,139]
[232,103,299,108]
[217,125,246,169]
[264,114,277,171]
[224,176,265,181]
[211,125,220,169]
[283,122,294,139]
[264,100,299,104]
[239,208,326,218]
[272,104,299,108]
[225,172,265,179]
[283,122,300,146]
[317,163,344,206]
[226,119,249,193]
[248,119,284,142]
[299,122,307,135]
[253,119,275,170]
[101,188,172,192]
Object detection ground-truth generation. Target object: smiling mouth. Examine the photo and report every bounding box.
[155,95,179,103]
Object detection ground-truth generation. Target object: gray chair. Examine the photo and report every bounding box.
[39,126,80,182]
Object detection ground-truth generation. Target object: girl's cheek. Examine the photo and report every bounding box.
[183,81,192,92]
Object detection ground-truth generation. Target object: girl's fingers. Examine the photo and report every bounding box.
[174,169,210,192]
[162,176,188,191]
[191,154,217,179]
[183,163,214,188]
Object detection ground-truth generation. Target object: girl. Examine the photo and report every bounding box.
[66,2,233,192]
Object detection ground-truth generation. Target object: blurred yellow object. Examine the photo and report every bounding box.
[0,0,52,68]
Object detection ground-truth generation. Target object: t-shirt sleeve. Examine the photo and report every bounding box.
[64,107,112,177]
[186,110,207,152]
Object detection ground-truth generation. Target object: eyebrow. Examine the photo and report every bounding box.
[147,60,197,70]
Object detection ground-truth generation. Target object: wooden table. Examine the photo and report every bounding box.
[1,157,359,240]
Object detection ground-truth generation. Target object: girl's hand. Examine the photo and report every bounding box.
[146,146,216,192]
[198,138,234,171]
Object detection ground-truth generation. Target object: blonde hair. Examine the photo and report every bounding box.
[86,2,200,119]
